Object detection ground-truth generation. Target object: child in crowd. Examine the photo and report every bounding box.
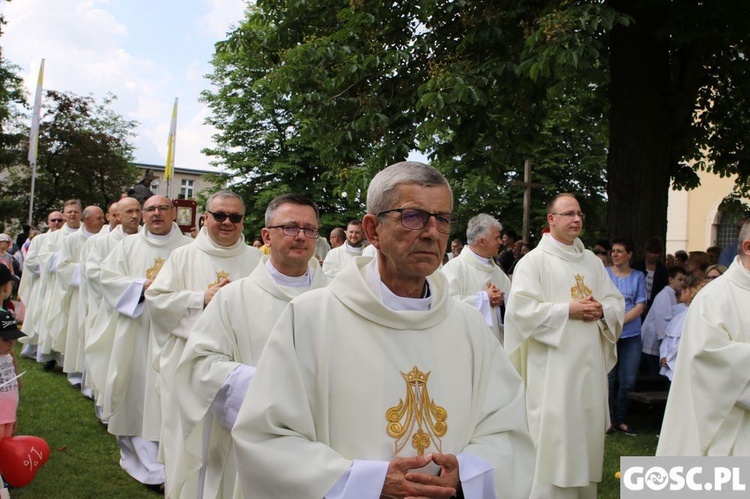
[0,306,25,498]
[659,277,708,381]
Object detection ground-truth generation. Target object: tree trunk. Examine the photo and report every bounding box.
[607,0,674,260]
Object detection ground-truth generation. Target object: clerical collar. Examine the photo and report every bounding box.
[469,248,491,265]
[266,259,311,288]
[548,233,582,253]
[63,225,78,235]
[82,227,96,238]
[146,228,173,241]
[380,280,432,311]
[345,243,364,253]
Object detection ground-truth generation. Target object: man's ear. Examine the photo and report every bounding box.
[261,227,271,247]
[362,214,380,249]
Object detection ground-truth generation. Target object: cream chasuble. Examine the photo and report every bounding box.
[99,223,192,438]
[232,258,536,499]
[657,257,750,456]
[83,226,134,400]
[145,227,261,498]
[57,227,97,373]
[36,225,76,355]
[172,256,326,499]
[321,243,363,278]
[441,245,510,343]
[505,234,624,488]
[18,231,51,343]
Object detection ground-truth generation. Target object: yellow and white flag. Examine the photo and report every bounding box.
[28,59,45,165]
[165,97,178,181]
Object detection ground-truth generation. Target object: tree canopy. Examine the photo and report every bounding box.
[205,0,750,252]
[1,90,140,225]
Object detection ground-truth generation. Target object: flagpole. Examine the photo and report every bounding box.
[164,97,178,199]
[27,59,45,226]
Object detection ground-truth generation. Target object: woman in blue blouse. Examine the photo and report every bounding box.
[606,237,647,436]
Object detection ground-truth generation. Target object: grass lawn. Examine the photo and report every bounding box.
[7,343,661,498]
[8,345,156,498]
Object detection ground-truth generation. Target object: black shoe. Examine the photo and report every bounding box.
[43,360,57,371]
[616,424,637,436]
[606,425,615,435]
[71,383,82,390]
[145,482,165,494]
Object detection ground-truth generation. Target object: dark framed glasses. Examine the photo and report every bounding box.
[376,208,456,234]
[267,225,319,239]
[49,218,64,223]
[208,211,244,223]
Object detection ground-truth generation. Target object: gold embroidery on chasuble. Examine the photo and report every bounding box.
[146,257,165,280]
[570,274,592,299]
[208,270,229,288]
[386,366,447,456]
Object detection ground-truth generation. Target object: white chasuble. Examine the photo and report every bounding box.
[57,228,96,373]
[657,257,750,456]
[321,243,362,278]
[83,226,134,399]
[99,224,192,438]
[173,255,326,498]
[441,245,511,343]
[232,258,536,499]
[145,227,261,498]
[505,234,624,488]
[18,231,51,342]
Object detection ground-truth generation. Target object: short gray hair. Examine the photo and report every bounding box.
[366,161,452,214]
[206,191,245,214]
[739,219,750,252]
[466,214,503,245]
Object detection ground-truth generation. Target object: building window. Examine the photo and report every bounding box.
[716,211,738,250]
[180,179,194,199]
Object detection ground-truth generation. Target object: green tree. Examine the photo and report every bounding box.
[1,90,140,224]
[204,0,611,244]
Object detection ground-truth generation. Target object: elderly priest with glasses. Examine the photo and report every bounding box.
[231,161,535,499]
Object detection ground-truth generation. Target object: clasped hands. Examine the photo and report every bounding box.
[569,295,604,322]
[381,453,460,499]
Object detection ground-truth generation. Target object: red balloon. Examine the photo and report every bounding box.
[0,436,50,487]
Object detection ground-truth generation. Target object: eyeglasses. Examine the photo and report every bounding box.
[377,208,456,234]
[143,205,172,213]
[49,219,64,223]
[551,211,585,220]
[208,211,244,224]
[267,225,319,239]
[593,249,609,256]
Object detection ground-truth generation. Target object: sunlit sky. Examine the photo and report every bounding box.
[1,0,248,172]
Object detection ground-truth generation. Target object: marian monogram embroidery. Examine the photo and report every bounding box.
[208,270,229,288]
[145,257,165,280]
[386,366,447,456]
[570,274,592,299]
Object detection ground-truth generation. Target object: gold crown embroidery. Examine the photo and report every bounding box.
[571,274,592,299]
[208,270,229,288]
[146,257,165,280]
[385,366,447,456]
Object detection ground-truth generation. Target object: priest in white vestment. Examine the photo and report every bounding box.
[172,194,327,498]
[145,191,261,497]
[441,213,510,344]
[321,220,366,278]
[18,211,64,359]
[99,196,192,487]
[232,162,535,499]
[657,221,750,456]
[38,200,82,368]
[505,193,624,499]
[84,198,140,417]
[57,206,104,388]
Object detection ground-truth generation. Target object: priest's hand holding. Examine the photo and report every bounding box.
[381,454,458,499]
[142,278,155,293]
[204,278,231,307]
[487,284,504,308]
